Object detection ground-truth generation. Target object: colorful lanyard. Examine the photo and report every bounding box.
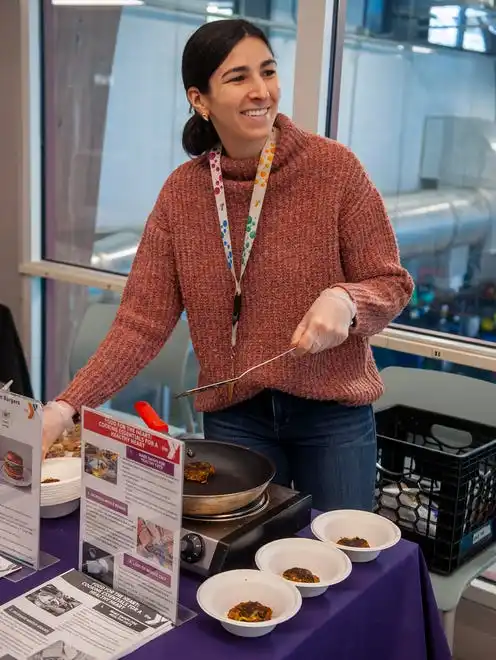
[209,129,277,349]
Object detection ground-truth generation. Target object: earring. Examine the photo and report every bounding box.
[201,112,209,122]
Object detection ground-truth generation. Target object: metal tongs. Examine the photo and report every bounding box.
[175,347,296,399]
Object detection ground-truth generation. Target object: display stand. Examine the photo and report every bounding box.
[78,407,196,629]
[175,603,197,626]
[0,391,60,583]
[4,551,60,583]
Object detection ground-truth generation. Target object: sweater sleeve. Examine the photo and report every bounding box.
[334,152,414,337]
[57,182,183,411]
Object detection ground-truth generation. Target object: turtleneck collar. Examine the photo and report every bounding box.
[204,114,309,182]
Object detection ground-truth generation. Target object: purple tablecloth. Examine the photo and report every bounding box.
[1,512,452,660]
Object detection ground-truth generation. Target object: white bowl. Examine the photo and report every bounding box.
[197,568,302,637]
[311,509,401,563]
[41,499,80,519]
[41,458,81,507]
[255,537,352,598]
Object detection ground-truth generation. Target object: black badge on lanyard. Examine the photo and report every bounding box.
[232,291,242,327]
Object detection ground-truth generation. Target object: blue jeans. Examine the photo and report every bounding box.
[203,390,377,512]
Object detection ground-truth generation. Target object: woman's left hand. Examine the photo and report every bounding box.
[291,288,356,356]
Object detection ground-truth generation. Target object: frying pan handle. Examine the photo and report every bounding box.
[134,401,169,433]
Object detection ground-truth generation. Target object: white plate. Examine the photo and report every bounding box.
[41,499,80,519]
[311,509,401,563]
[41,458,81,506]
[41,488,81,506]
[255,537,352,598]
[41,457,81,481]
[197,568,302,637]
[0,461,32,487]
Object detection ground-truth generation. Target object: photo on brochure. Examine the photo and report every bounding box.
[136,518,174,571]
[81,541,115,588]
[0,435,33,491]
[27,640,95,660]
[26,583,82,617]
[83,442,118,485]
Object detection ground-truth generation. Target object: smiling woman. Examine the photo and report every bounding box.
[182,20,280,159]
[43,18,413,513]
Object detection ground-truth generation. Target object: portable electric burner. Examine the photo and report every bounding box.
[180,483,312,577]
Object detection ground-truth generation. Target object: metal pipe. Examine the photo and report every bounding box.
[86,187,495,267]
[386,187,493,258]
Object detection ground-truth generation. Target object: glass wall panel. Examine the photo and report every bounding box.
[335,0,496,344]
[41,0,298,274]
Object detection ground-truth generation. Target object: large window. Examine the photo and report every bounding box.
[41,0,298,275]
[336,0,496,345]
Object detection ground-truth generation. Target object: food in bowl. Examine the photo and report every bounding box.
[184,461,215,484]
[3,451,24,480]
[227,601,272,623]
[46,423,81,459]
[282,567,320,584]
[197,568,302,638]
[65,424,82,457]
[64,424,80,449]
[46,442,66,459]
[337,536,370,548]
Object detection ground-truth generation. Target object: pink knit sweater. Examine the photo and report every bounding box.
[60,115,413,412]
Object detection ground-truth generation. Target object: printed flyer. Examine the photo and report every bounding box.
[79,408,184,624]
[0,392,42,569]
[0,569,172,659]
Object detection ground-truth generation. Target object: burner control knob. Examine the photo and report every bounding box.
[181,533,204,563]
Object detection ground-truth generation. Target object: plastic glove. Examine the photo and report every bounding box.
[291,288,356,356]
[42,400,75,460]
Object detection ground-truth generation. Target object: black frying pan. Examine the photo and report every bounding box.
[135,402,275,517]
[183,439,274,491]
[182,439,275,516]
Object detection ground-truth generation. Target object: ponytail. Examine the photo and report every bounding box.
[182,113,220,157]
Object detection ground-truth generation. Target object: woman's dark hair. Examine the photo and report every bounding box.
[181,19,273,157]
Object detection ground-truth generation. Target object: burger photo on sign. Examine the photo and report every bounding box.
[0,435,33,489]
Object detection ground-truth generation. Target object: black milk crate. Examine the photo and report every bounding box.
[374,405,496,575]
